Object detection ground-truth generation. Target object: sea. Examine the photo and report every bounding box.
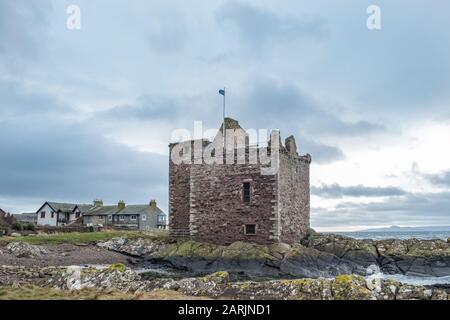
[335,230,450,241]
[335,230,450,286]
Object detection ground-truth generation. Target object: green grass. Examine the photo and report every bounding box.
[0,229,168,246]
[0,286,210,300]
[0,286,132,300]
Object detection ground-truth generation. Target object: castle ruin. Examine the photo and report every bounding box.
[169,118,311,245]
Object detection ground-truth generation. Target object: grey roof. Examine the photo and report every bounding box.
[115,205,164,216]
[42,202,93,213]
[84,204,166,217]
[83,205,119,216]
[77,204,95,212]
[13,213,37,222]
[46,202,78,213]
[16,213,36,217]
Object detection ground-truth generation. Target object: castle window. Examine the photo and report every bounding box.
[243,182,251,202]
[245,224,256,235]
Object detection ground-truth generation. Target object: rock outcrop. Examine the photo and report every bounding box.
[6,242,48,258]
[98,234,450,279]
[3,265,446,300]
[301,233,450,277]
[98,238,361,279]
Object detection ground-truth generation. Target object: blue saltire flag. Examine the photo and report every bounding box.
[219,89,225,96]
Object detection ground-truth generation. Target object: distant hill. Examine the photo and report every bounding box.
[360,225,450,232]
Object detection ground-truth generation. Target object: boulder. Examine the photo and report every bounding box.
[6,242,48,258]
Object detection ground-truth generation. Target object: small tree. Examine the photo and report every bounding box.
[11,221,23,231]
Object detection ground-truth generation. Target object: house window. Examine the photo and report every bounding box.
[108,215,112,221]
[130,215,137,221]
[243,182,251,203]
[244,224,256,235]
[51,212,54,218]
[157,214,166,224]
[119,215,125,221]
[75,212,80,218]
[142,214,147,221]
[40,211,45,219]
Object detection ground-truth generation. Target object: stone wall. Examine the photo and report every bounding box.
[189,162,277,245]
[35,225,101,233]
[278,150,311,243]
[84,215,108,226]
[169,155,191,238]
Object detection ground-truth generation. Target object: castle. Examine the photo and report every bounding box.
[169,118,311,245]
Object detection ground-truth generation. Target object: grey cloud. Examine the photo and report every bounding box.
[312,191,450,229]
[0,80,168,212]
[299,139,344,164]
[148,16,188,53]
[422,170,450,188]
[237,80,385,138]
[312,183,407,199]
[336,192,450,217]
[0,78,72,117]
[216,1,328,50]
[0,119,168,210]
[96,89,347,164]
[0,0,50,71]
[100,95,184,120]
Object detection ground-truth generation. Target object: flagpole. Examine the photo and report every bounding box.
[222,87,226,150]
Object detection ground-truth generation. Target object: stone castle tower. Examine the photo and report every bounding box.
[169,118,311,245]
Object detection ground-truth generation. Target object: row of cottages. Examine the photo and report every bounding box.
[83,200,167,230]
[13,213,37,224]
[35,199,167,230]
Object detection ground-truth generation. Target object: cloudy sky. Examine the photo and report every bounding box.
[1,0,450,231]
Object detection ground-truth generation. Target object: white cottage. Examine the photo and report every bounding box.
[36,202,93,226]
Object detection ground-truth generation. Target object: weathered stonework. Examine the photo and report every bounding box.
[169,118,311,245]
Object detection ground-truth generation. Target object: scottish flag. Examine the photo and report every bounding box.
[219,88,225,96]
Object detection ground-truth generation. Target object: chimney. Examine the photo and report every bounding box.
[93,199,103,207]
[118,200,126,210]
[149,200,157,209]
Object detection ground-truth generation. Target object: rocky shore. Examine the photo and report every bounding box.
[1,232,449,300]
[97,233,450,279]
[0,265,448,300]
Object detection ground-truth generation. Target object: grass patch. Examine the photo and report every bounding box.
[0,229,169,246]
[0,286,211,300]
[0,286,131,300]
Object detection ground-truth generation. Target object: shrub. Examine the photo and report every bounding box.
[23,223,36,231]
[11,222,23,231]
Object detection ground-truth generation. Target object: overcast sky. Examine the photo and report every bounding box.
[1,0,449,231]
